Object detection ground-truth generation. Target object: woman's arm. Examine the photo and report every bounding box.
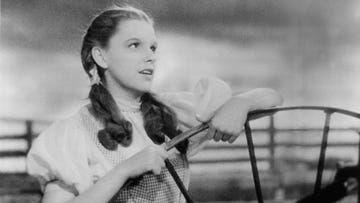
[42,164,129,203]
[42,145,169,203]
[234,88,283,111]
[199,88,283,143]
[156,78,282,155]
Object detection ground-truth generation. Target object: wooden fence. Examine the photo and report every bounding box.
[192,116,359,166]
[0,116,359,199]
[0,118,49,196]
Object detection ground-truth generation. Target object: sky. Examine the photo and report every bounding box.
[1,0,360,121]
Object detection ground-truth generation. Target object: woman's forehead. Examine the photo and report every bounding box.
[113,19,156,43]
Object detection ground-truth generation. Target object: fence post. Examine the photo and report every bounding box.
[269,116,275,172]
[25,120,33,153]
[357,131,360,203]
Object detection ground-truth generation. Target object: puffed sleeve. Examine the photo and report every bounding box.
[26,116,93,194]
[156,77,232,157]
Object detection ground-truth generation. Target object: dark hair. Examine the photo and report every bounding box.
[81,6,188,153]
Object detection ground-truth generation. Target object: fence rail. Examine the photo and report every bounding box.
[0,115,359,200]
[191,116,360,167]
[1,117,359,170]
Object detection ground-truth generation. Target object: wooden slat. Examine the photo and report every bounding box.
[0,135,27,140]
[190,157,270,164]
[203,142,358,150]
[0,151,26,157]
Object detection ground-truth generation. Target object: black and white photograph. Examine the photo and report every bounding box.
[1,0,360,202]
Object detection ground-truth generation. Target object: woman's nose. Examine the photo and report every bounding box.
[145,50,156,64]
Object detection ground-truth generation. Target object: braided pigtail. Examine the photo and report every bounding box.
[141,93,188,154]
[89,84,132,150]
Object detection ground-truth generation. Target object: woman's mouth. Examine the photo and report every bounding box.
[139,69,154,75]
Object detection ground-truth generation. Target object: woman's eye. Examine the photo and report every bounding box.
[129,42,140,49]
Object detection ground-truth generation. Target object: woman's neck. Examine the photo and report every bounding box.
[105,75,142,104]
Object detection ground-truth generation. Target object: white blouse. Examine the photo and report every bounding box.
[26,77,232,198]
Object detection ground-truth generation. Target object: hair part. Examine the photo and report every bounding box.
[81,6,187,153]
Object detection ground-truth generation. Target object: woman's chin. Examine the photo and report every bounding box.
[139,81,153,91]
[134,85,152,96]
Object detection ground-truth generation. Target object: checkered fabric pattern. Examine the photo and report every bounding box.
[80,108,188,203]
[111,158,186,203]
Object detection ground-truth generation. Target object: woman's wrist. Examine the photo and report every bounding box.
[230,96,253,111]
[114,162,133,180]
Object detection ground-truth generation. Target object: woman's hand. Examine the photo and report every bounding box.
[121,145,169,178]
[206,97,251,143]
[196,88,282,144]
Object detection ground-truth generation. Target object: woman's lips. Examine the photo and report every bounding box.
[139,69,154,75]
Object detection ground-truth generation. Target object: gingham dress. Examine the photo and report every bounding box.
[81,105,188,203]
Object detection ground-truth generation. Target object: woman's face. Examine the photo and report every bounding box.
[103,19,157,96]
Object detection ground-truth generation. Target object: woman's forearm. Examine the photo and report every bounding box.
[65,164,129,203]
[235,88,283,111]
[42,163,131,203]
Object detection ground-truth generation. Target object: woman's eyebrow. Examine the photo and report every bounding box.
[125,38,141,42]
[125,38,157,45]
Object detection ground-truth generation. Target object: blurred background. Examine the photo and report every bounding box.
[1,0,360,202]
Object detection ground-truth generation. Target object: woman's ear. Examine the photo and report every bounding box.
[91,47,108,69]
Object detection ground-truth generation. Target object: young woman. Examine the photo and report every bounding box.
[27,6,283,203]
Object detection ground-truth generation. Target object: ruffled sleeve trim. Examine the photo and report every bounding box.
[26,114,93,194]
